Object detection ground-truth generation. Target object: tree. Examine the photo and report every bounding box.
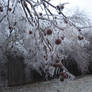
[0,0,92,87]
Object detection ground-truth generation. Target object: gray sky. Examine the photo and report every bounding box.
[51,0,92,17]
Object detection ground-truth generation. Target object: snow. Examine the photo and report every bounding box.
[2,75,92,92]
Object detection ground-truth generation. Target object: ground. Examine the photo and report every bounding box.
[2,75,92,92]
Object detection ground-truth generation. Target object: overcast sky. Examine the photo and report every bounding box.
[51,0,92,18]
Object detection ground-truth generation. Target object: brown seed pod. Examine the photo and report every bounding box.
[46,29,52,35]
[55,39,61,45]
[78,36,84,40]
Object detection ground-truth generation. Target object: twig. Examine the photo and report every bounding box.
[21,1,33,26]
[0,15,7,23]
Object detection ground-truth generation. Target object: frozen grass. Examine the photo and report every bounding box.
[2,75,92,92]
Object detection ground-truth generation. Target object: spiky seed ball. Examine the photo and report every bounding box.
[78,36,84,40]
[46,29,52,35]
[29,31,32,34]
[55,39,61,45]
[0,6,3,12]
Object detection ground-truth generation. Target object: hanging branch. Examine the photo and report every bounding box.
[21,0,33,26]
[43,0,56,9]
[12,0,18,13]
[42,1,53,15]
[41,0,82,33]
[7,0,10,14]
[0,0,10,23]
[39,29,52,51]
[26,0,40,28]
[24,1,33,20]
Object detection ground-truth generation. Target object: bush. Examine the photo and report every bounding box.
[6,53,25,86]
[62,56,81,76]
